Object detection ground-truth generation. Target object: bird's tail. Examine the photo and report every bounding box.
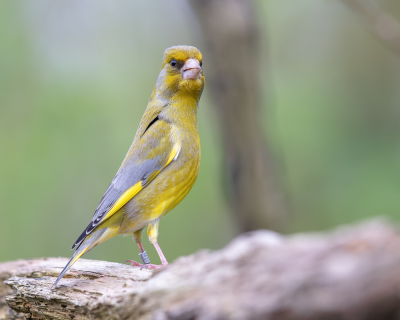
[51,242,90,289]
[52,226,118,289]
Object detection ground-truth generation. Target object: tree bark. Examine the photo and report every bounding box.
[189,0,287,232]
[2,220,400,319]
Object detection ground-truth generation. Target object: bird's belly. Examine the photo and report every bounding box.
[121,156,199,233]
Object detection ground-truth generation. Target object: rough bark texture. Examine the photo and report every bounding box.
[2,220,400,319]
[190,0,287,232]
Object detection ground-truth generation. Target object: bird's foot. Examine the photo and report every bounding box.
[124,260,168,269]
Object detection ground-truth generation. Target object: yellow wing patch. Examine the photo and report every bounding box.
[167,143,181,165]
[101,181,143,223]
[99,142,181,226]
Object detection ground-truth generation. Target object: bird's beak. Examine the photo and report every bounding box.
[181,59,202,80]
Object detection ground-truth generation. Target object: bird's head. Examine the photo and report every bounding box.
[154,45,205,103]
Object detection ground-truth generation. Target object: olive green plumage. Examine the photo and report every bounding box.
[53,45,204,288]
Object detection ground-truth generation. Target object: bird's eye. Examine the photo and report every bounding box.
[199,60,202,67]
[170,59,177,67]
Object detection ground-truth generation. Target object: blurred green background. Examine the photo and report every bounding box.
[1,0,400,264]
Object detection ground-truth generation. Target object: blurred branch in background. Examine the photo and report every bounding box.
[190,0,287,232]
[341,0,400,57]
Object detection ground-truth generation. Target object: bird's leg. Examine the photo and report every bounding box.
[152,240,169,267]
[137,240,144,253]
[141,220,168,268]
[126,221,168,269]
[125,229,152,267]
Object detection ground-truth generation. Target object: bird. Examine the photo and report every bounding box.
[52,45,205,289]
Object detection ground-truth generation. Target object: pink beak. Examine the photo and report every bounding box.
[181,59,202,80]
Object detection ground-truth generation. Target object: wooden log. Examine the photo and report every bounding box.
[2,220,400,319]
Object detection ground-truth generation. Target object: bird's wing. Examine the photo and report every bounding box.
[72,118,180,249]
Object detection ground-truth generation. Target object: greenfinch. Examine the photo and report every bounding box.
[53,46,204,288]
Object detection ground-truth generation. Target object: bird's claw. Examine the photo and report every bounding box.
[124,260,168,269]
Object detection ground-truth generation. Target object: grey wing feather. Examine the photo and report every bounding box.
[71,154,163,250]
[71,118,174,250]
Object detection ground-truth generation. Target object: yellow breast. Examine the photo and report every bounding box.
[120,124,200,233]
